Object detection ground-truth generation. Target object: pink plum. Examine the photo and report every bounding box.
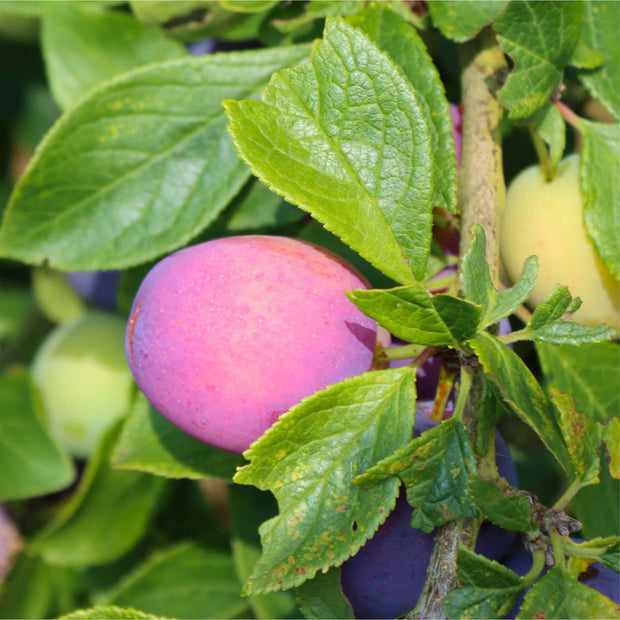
[126,235,381,454]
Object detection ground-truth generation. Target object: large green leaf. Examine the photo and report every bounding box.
[536,342,619,424]
[225,17,435,284]
[429,1,508,43]
[234,367,417,594]
[295,568,353,619]
[61,608,162,620]
[0,368,75,500]
[517,566,620,619]
[102,543,249,619]
[0,46,310,271]
[579,120,620,279]
[41,5,186,110]
[576,1,620,121]
[31,423,166,567]
[348,6,457,212]
[495,1,584,118]
[111,392,244,481]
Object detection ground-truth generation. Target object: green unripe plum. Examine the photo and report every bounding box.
[31,310,134,458]
[500,155,619,331]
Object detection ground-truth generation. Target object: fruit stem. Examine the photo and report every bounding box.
[528,124,555,182]
[410,28,507,620]
[375,343,426,362]
[554,100,582,130]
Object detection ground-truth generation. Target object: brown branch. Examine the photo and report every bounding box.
[409,29,507,619]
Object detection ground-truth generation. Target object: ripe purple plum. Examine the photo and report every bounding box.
[340,408,518,619]
[126,236,382,454]
[66,271,120,311]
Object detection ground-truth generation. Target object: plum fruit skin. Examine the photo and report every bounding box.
[500,154,619,331]
[340,409,518,619]
[66,271,120,311]
[126,235,380,455]
[32,310,133,458]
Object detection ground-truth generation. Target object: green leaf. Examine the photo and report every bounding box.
[428,1,508,43]
[234,367,417,594]
[600,539,620,574]
[604,417,620,479]
[533,104,566,169]
[224,17,435,285]
[431,294,481,344]
[443,546,525,620]
[348,6,457,212]
[517,566,620,619]
[61,607,163,620]
[484,256,538,325]
[229,485,299,619]
[102,543,249,619]
[469,476,535,532]
[220,0,277,12]
[0,288,34,343]
[576,1,620,120]
[41,5,186,110]
[295,568,354,619]
[111,392,244,481]
[526,320,616,346]
[460,225,492,312]
[549,388,604,487]
[536,342,619,423]
[0,368,75,500]
[472,332,571,471]
[530,285,579,329]
[579,120,620,279]
[346,285,457,347]
[495,1,584,118]
[355,418,478,533]
[564,537,620,573]
[0,46,311,271]
[31,422,166,567]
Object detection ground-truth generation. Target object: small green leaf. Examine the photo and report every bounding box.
[536,342,619,424]
[484,256,538,325]
[234,367,417,594]
[230,485,299,619]
[579,120,620,279]
[41,5,186,110]
[111,392,244,481]
[443,546,525,620]
[530,285,578,329]
[472,332,571,472]
[527,321,616,346]
[533,104,566,169]
[61,607,163,620]
[550,388,604,487]
[225,17,435,284]
[348,6,457,212]
[355,418,478,533]
[102,543,249,619]
[469,477,535,532]
[220,0,277,13]
[0,368,75,501]
[295,568,354,619]
[575,1,620,120]
[495,1,584,118]
[31,422,166,567]
[604,417,620,479]
[460,225,492,312]
[517,566,620,619]
[347,285,457,347]
[428,1,508,43]
[0,46,311,271]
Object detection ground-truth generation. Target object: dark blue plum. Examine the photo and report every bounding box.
[187,39,215,55]
[340,410,518,618]
[66,271,120,310]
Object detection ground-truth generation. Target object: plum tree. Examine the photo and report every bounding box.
[31,310,134,458]
[500,155,619,331]
[126,235,383,455]
[65,271,120,311]
[340,409,518,619]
